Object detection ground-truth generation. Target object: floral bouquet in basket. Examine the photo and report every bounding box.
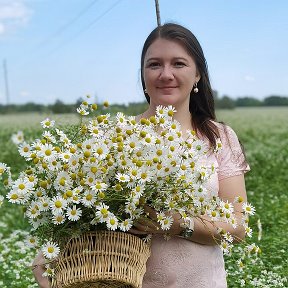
[0,100,259,286]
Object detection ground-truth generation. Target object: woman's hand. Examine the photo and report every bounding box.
[32,251,51,288]
[129,205,183,235]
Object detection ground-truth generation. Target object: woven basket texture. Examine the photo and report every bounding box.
[52,231,151,288]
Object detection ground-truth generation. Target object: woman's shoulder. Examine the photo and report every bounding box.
[209,120,250,178]
[209,120,239,144]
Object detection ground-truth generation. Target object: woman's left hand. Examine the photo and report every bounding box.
[129,205,183,235]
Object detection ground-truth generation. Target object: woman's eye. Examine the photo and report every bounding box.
[148,62,161,68]
[174,62,186,67]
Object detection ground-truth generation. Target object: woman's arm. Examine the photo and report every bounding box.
[130,174,248,246]
[187,174,247,245]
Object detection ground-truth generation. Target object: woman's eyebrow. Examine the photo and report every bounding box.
[145,57,189,62]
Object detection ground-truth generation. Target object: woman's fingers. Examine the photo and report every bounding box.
[32,251,51,288]
[128,227,149,235]
[143,205,158,220]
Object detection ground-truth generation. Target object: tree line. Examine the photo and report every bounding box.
[0,94,288,114]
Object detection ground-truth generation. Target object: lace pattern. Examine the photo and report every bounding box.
[215,124,250,180]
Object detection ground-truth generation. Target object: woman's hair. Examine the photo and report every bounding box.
[140,23,219,147]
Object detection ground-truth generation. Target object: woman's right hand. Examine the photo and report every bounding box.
[32,251,51,288]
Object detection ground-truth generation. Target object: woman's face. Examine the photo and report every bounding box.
[143,38,200,109]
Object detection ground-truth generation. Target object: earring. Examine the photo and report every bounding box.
[144,88,147,94]
[193,82,199,93]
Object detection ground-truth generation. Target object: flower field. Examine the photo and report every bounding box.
[0,107,287,287]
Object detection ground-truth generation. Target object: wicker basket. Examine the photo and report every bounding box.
[52,231,151,288]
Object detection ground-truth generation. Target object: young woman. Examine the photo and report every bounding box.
[33,23,249,288]
[129,23,250,288]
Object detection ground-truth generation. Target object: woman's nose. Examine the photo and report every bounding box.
[159,66,174,80]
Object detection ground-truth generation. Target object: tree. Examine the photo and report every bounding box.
[263,96,288,106]
[235,97,262,107]
[215,96,235,109]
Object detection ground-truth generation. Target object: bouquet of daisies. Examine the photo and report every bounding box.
[0,101,258,276]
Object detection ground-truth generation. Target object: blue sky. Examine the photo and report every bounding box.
[0,0,287,105]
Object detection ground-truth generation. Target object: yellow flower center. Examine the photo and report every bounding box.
[47,247,54,253]
[11,194,19,200]
[18,183,25,190]
[55,200,62,208]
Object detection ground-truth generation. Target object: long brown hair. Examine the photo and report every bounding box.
[140,23,219,147]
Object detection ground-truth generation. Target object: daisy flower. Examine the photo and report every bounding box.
[245,226,253,238]
[25,235,39,248]
[214,138,222,153]
[93,143,109,160]
[220,240,232,255]
[0,162,8,176]
[26,206,40,219]
[116,173,130,183]
[49,196,67,214]
[77,105,89,116]
[223,232,234,243]
[116,112,127,126]
[159,215,173,230]
[41,118,55,129]
[81,190,96,207]
[38,197,50,211]
[119,218,133,232]
[6,190,24,204]
[220,200,234,213]
[91,181,108,192]
[85,172,97,187]
[12,178,34,194]
[67,155,81,171]
[164,105,177,117]
[155,105,165,117]
[59,151,73,162]
[96,203,110,222]
[88,125,104,138]
[11,131,24,145]
[39,143,57,160]
[106,215,118,231]
[56,129,71,147]
[54,171,72,191]
[192,139,208,155]
[42,264,55,278]
[208,210,220,221]
[234,196,244,203]
[242,202,256,215]
[52,213,66,225]
[18,142,31,158]
[66,205,82,221]
[41,241,60,259]
[42,131,56,143]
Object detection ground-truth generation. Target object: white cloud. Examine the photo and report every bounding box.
[19,90,30,97]
[244,75,255,82]
[0,0,33,35]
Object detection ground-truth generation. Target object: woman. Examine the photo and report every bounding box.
[33,23,249,288]
[129,23,250,288]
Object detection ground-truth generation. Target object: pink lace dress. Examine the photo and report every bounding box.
[142,124,250,288]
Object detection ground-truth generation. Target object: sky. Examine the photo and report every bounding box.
[0,0,287,105]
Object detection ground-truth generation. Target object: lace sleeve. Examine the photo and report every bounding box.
[216,124,250,181]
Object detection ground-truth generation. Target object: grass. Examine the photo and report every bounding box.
[0,107,287,287]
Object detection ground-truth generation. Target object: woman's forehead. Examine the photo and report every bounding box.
[145,38,192,59]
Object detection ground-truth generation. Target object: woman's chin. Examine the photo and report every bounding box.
[154,96,179,107]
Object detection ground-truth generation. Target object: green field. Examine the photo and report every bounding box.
[0,107,287,287]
